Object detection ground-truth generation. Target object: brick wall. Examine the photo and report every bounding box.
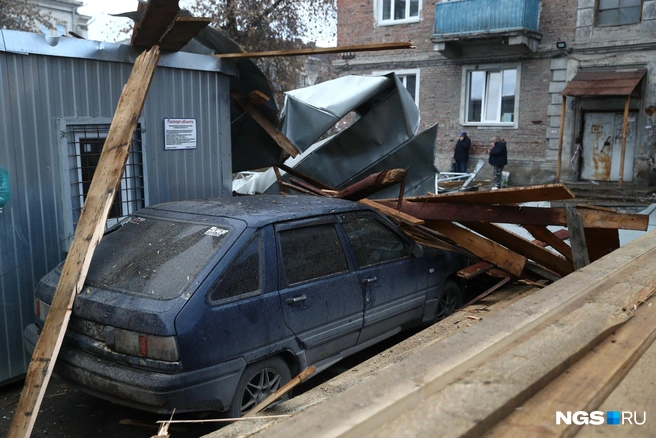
[335,0,579,184]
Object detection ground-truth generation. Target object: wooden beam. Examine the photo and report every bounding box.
[231,91,300,158]
[619,95,631,187]
[377,202,648,231]
[273,166,288,195]
[555,95,566,182]
[531,229,569,248]
[488,295,656,437]
[425,221,527,277]
[159,17,212,52]
[523,224,574,261]
[360,199,424,227]
[338,168,408,201]
[461,277,513,308]
[278,164,334,191]
[458,261,494,280]
[131,0,180,48]
[288,177,332,197]
[8,46,161,438]
[215,42,415,59]
[584,228,620,262]
[244,366,317,417]
[566,204,590,270]
[379,184,575,205]
[464,222,574,277]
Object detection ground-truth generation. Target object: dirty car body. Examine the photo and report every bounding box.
[24,196,465,415]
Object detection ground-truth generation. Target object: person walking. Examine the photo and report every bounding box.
[488,137,507,189]
[453,131,471,173]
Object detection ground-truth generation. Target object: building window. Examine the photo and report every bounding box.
[56,24,67,36]
[372,69,420,104]
[463,66,518,126]
[60,120,146,245]
[597,0,642,26]
[377,0,420,25]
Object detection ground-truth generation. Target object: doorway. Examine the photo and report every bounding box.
[580,112,636,182]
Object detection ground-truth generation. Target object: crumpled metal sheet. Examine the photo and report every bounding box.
[280,73,420,152]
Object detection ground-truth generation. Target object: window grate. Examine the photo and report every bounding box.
[66,124,145,232]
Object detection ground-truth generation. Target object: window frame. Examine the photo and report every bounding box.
[375,0,421,26]
[460,63,521,128]
[596,0,643,27]
[372,69,420,105]
[58,117,148,251]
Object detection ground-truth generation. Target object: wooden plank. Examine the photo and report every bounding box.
[531,229,569,247]
[425,221,527,277]
[457,261,494,280]
[215,41,415,58]
[378,201,648,230]
[464,222,574,277]
[379,184,575,205]
[288,177,331,197]
[523,224,574,261]
[555,95,566,182]
[278,163,334,191]
[523,261,562,283]
[273,166,288,195]
[461,277,512,308]
[338,168,407,201]
[566,204,591,270]
[584,227,620,262]
[231,91,300,158]
[8,46,161,438]
[159,17,212,52]
[244,366,317,417]
[131,0,180,47]
[488,296,656,438]
[360,199,424,227]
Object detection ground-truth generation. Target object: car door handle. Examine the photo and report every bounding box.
[361,276,377,285]
[286,295,307,305]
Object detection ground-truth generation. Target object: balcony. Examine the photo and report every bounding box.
[433,0,542,59]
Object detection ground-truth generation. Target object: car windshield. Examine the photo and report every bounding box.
[84,216,231,300]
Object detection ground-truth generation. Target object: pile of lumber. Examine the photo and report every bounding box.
[272,166,650,302]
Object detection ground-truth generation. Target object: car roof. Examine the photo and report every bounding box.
[143,195,371,228]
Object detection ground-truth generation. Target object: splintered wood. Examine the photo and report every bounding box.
[275,172,649,291]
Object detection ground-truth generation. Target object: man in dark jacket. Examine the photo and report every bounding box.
[453,131,471,173]
[488,137,508,189]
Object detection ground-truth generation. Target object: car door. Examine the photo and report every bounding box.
[276,216,364,365]
[339,212,429,345]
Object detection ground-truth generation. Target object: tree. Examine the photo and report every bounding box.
[187,0,336,105]
[0,0,51,32]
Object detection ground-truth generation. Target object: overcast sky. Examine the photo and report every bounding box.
[77,0,335,46]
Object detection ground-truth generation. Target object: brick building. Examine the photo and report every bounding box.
[335,0,656,186]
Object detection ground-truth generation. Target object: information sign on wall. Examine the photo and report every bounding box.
[164,118,197,150]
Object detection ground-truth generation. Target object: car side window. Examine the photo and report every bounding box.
[342,216,409,268]
[279,224,349,285]
[208,233,261,303]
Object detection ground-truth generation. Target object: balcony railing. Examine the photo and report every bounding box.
[434,0,541,37]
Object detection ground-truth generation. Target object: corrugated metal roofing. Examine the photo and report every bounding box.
[561,68,647,97]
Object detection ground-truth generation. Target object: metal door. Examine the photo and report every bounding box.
[581,112,636,181]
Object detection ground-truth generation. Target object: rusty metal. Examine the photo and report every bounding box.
[561,69,646,98]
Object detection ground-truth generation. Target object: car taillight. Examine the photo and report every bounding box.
[34,298,50,322]
[113,328,179,362]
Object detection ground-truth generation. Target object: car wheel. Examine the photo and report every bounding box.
[434,279,462,322]
[228,356,292,418]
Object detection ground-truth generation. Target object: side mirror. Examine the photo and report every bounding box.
[411,243,424,258]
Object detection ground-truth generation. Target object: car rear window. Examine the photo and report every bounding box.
[85,217,231,299]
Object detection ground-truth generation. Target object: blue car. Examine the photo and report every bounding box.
[24,195,466,417]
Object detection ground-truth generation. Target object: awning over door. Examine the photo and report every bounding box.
[561,68,646,97]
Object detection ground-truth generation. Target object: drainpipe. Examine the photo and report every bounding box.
[72,4,84,35]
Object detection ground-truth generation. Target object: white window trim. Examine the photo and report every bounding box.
[460,63,521,128]
[372,68,421,106]
[374,0,422,27]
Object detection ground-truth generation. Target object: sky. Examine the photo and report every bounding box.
[77,0,336,46]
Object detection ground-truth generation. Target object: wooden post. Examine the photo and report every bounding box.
[619,95,631,187]
[565,204,590,270]
[8,46,161,438]
[555,95,566,182]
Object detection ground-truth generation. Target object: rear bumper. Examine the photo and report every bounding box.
[23,323,245,413]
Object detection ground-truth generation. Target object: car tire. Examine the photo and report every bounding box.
[228,356,292,418]
[434,279,463,322]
